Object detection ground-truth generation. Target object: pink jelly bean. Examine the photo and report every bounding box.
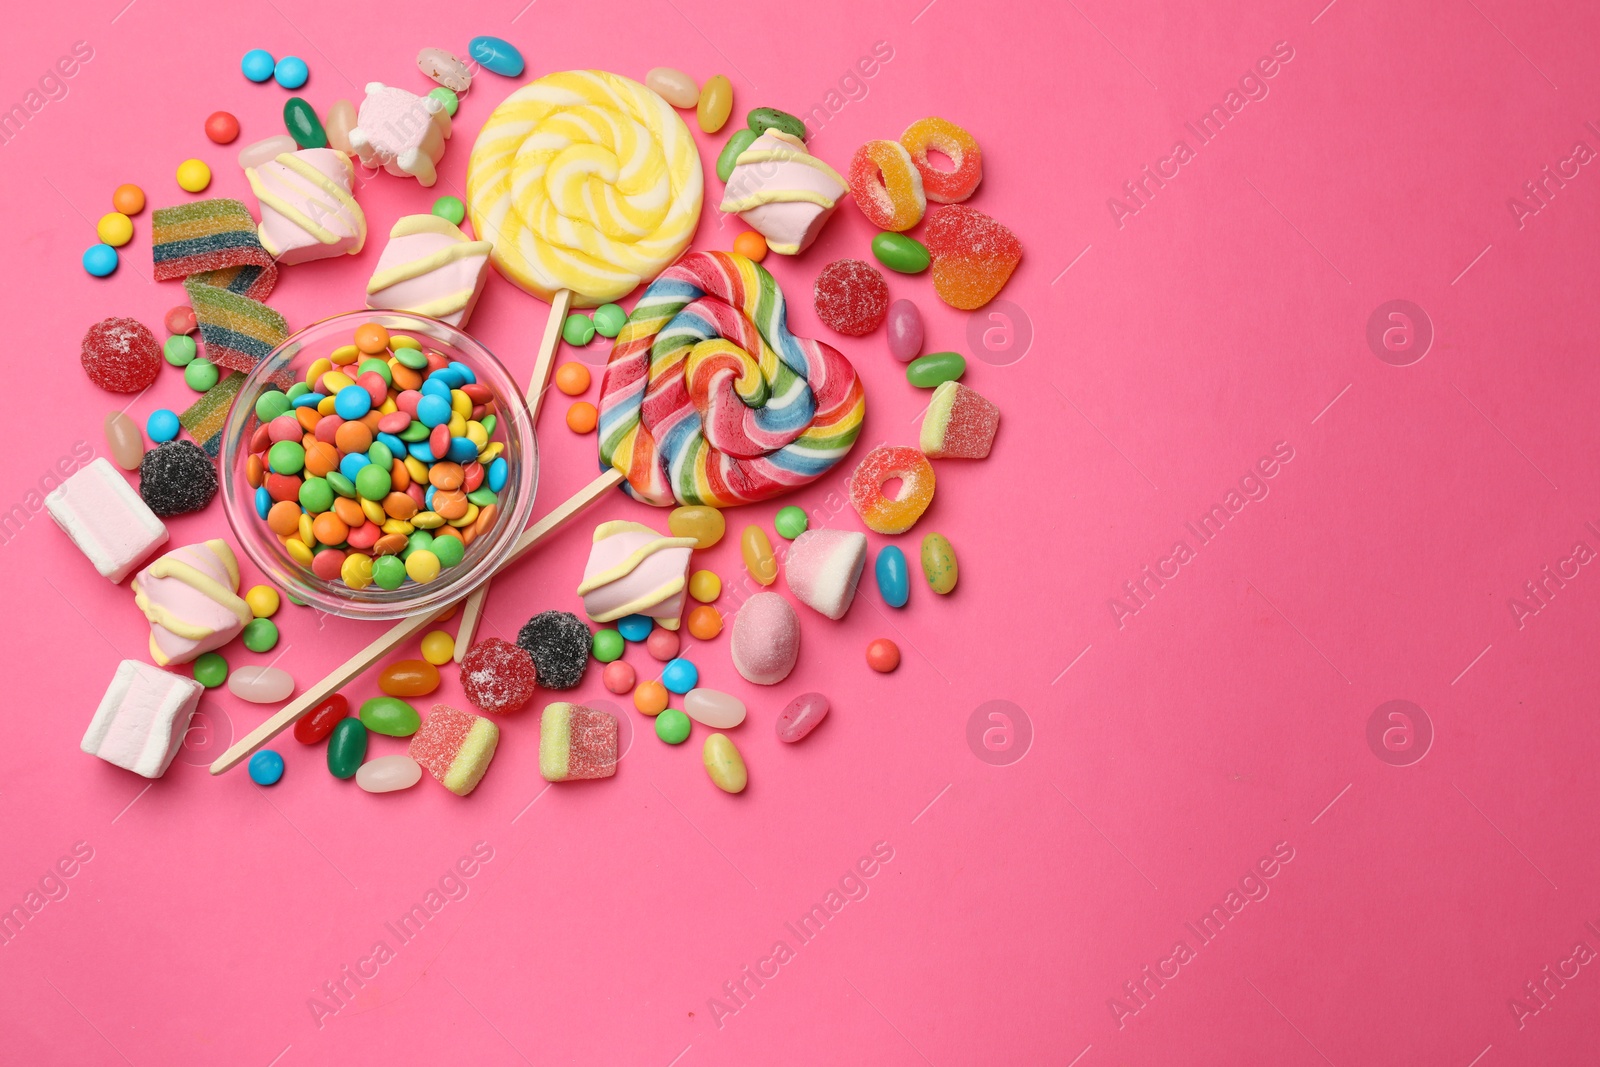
[358,371,388,407]
[776,692,830,742]
[378,411,411,434]
[397,390,422,416]
[886,299,923,362]
[315,416,344,444]
[268,415,302,443]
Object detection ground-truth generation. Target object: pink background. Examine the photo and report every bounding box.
[3,0,1598,1062]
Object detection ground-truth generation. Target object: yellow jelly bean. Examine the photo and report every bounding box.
[741,525,776,586]
[697,74,732,134]
[404,456,429,483]
[702,733,747,793]
[342,552,374,589]
[689,569,721,602]
[465,421,488,449]
[406,550,441,583]
[284,536,314,566]
[447,502,480,528]
[305,357,333,386]
[245,584,281,618]
[670,505,725,549]
[361,498,387,525]
[322,371,356,393]
[477,442,504,465]
[316,395,338,416]
[390,334,421,350]
[420,630,455,665]
[329,344,360,365]
[381,518,415,536]
[298,512,316,547]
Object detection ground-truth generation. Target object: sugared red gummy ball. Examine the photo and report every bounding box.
[460,637,538,715]
[82,317,161,393]
[814,259,890,336]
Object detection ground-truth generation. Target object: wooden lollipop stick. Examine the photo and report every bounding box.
[209,466,624,775]
[454,287,574,662]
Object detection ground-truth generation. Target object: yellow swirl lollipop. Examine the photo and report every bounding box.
[466,70,704,307]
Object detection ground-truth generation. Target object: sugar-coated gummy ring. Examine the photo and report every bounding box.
[847,445,936,535]
[599,251,865,507]
[898,117,983,205]
[847,140,926,232]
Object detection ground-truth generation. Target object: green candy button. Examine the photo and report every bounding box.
[193,651,228,688]
[242,618,279,653]
[592,303,627,338]
[164,334,197,367]
[655,709,692,745]
[773,505,808,540]
[562,313,596,346]
[906,351,966,388]
[592,629,624,662]
[359,697,421,737]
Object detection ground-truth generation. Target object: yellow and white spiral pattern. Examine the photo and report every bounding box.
[466,70,704,307]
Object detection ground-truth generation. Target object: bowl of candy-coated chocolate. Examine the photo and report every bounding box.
[219,311,538,620]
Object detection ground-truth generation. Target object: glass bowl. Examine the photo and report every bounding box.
[220,310,537,620]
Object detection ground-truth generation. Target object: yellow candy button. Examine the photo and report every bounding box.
[245,584,281,618]
[405,550,441,583]
[420,630,455,665]
[342,552,374,589]
[689,570,721,602]
[97,212,134,247]
[175,158,211,193]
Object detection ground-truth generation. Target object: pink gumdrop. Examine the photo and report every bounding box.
[378,411,411,434]
[776,692,830,742]
[358,371,388,407]
[646,628,680,662]
[314,416,344,444]
[312,549,347,580]
[268,415,302,443]
[603,660,636,694]
[347,522,382,550]
[396,390,422,416]
[886,299,923,362]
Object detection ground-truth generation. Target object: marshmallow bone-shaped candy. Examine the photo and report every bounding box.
[349,83,452,187]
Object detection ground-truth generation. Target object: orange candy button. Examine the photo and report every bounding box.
[312,513,350,546]
[432,489,468,520]
[333,497,366,526]
[335,421,373,454]
[304,441,339,477]
[733,230,768,261]
[267,500,301,536]
[354,323,390,355]
[372,533,408,556]
[634,680,669,716]
[555,362,590,395]
[567,401,598,433]
[686,604,723,640]
[428,462,464,490]
[382,491,418,519]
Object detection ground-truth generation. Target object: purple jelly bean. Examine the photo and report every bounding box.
[776,692,830,743]
[886,299,923,362]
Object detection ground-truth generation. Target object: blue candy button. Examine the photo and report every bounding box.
[661,658,698,694]
[248,749,285,786]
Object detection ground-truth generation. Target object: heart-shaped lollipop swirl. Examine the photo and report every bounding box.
[599,251,866,507]
[466,70,704,307]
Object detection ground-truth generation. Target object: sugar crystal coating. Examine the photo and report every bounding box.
[138,441,219,517]
[516,610,592,690]
[82,317,161,393]
[813,259,889,337]
[460,637,538,714]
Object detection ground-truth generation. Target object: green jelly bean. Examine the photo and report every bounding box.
[478,414,497,437]
[656,708,692,745]
[299,476,333,513]
[716,127,758,182]
[359,697,421,737]
[372,555,407,590]
[746,107,806,140]
[562,313,596,346]
[164,334,196,367]
[871,232,930,274]
[432,534,465,567]
[283,96,328,149]
[773,505,808,540]
[358,357,393,386]
[592,303,627,338]
[398,420,430,442]
[193,652,228,688]
[921,532,958,594]
[285,382,310,401]
[327,718,367,779]
[467,487,498,507]
[243,618,279,653]
[367,440,394,470]
[255,390,291,421]
[185,358,219,392]
[395,346,429,370]
[428,86,459,116]
[327,471,357,498]
[906,351,966,388]
[592,629,624,662]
